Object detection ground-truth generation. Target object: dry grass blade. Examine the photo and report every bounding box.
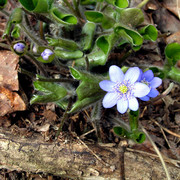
[141,126,171,180]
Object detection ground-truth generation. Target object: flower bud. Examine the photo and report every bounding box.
[41,49,54,60]
[13,42,25,53]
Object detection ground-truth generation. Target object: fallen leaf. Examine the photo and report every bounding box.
[36,123,50,132]
[0,51,26,116]
[165,31,180,44]
[43,109,57,121]
[0,50,19,91]
[163,0,180,18]
[0,87,26,116]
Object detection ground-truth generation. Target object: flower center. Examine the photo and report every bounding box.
[119,85,128,94]
[113,80,134,100]
[141,78,150,86]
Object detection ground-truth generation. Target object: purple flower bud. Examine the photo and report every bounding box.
[13,43,25,53]
[41,49,53,60]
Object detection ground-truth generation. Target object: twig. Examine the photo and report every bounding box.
[25,52,48,77]
[141,126,171,180]
[177,0,180,19]
[151,119,180,139]
[126,148,180,167]
[37,77,78,83]
[79,129,95,139]
[136,0,150,9]
[118,141,128,180]
[55,98,72,137]
[85,56,89,71]
[72,132,110,167]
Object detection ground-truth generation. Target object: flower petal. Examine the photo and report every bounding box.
[128,97,139,111]
[148,88,159,98]
[142,70,154,82]
[150,77,162,88]
[109,65,124,83]
[117,99,128,114]
[124,67,140,83]
[137,69,143,82]
[99,80,115,92]
[102,92,118,108]
[133,82,150,97]
[140,95,150,101]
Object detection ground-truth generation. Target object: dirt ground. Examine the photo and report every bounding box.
[0,0,180,179]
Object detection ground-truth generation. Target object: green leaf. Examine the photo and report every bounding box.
[80,0,96,5]
[113,126,130,137]
[96,33,116,54]
[165,43,180,66]
[3,8,22,38]
[105,0,129,8]
[167,67,180,83]
[101,14,116,29]
[75,47,107,67]
[0,0,7,9]
[116,8,144,27]
[81,22,96,51]
[114,25,143,47]
[129,110,139,131]
[69,67,81,80]
[85,11,103,23]
[69,68,105,113]
[54,48,83,60]
[46,37,79,50]
[11,25,21,38]
[19,0,53,13]
[130,130,146,144]
[50,7,78,25]
[30,80,67,104]
[138,25,158,42]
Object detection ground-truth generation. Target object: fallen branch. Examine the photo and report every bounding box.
[0,128,179,179]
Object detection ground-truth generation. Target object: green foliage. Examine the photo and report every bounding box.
[138,25,158,42]
[54,48,83,60]
[46,37,79,50]
[18,0,53,13]
[81,22,96,51]
[105,0,129,8]
[30,78,67,104]
[3,8,22,37]
[69,67,105,113]
[0,0,7,9]
[165,43,180,66]
[50,7,78,25]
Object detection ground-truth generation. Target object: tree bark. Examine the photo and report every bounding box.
[0,128,179,180]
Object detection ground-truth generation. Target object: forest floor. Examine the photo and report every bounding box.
[0,0,180,179]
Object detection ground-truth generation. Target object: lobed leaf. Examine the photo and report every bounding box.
[30,80,67,104]
[50,7,78,25]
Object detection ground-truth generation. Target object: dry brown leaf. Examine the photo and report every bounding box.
[0,51,19,91]
[0,87,26,116]
[43,109,57,121]
[165,31,180,44]
[0,51,26,116]
[163,0,180,18]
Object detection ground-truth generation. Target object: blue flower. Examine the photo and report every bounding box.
[41,49,53,60]
[13,43,25,53]
[99,65,150,114]
[138,70,162,101]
